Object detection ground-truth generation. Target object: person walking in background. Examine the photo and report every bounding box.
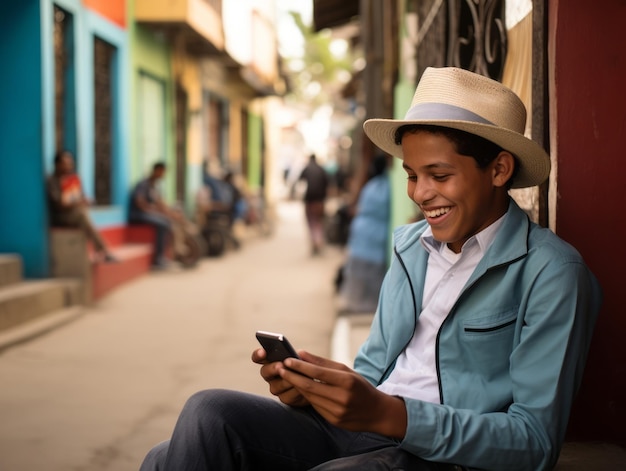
[337,152,391,313]
[46,150,117,263]
[297,153,329,255]
[128,162,174,270]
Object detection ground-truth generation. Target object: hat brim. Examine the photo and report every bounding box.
[363,118,550,189]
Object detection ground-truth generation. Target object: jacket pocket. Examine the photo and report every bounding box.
[463,308,518,338]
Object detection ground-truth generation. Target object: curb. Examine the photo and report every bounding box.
[330,311,375,366]
[0,305,86,353]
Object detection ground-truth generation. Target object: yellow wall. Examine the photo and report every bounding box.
[135,0,223,49]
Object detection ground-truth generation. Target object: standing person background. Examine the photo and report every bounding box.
[128,162,174,269]
[46,150,117,263]
[337,152,391,313]
[297,153,329,255]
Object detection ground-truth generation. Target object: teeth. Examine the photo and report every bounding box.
[423,207,451,218]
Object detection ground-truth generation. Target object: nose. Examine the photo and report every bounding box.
[410,177,434,206]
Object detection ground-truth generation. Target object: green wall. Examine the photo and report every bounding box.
[128,20,175,203]
[389,80,420,232]
[247,111,263,190]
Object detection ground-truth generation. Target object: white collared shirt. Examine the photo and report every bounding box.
[377,215,505,403]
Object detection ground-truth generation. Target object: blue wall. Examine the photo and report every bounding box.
[78,9,130,227]
[0,1,49,277]
[0,0,130,278]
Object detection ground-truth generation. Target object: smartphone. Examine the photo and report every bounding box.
[255,331,300,362]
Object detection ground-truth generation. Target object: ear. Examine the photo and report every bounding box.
[492,151,515,187]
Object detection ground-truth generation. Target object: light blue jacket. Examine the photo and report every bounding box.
[354,199,602,470]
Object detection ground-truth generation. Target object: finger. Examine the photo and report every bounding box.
[283,358,346,385]
[260,361,283,382]
[279,369,347,418]
[278,388,309,408]
[251,348,267,364]
[268,376,298,396]
[298,351,351,371]
[279,365,335,395]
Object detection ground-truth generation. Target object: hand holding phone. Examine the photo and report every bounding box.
[256,331,300,363]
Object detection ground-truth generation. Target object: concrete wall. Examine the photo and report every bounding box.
[549,0,626,446]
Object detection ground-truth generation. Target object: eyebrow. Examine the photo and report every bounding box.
[402,161,455,172]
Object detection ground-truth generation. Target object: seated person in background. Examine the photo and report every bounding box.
[196,166,243,250]
[46,150,116,263]
[139,67,603,471]
[223,171,247,222]
[128,162,175,269]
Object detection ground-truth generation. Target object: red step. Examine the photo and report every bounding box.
[91,243,153,300]
[89,225,156,301]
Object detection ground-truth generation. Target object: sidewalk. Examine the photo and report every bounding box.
[0,199,366,471]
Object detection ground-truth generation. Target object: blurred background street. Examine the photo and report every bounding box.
[0,200,353,471]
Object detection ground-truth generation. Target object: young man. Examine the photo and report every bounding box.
[46,150,117,263]
[140,68,602,470]
[128,162,174,269]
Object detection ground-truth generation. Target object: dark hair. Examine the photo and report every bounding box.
[394,124,519,188]
[153,161,166,172]
[54,150,72,165]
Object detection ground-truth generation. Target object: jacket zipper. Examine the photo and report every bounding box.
[434,253,526,404]
[377,248,418,385]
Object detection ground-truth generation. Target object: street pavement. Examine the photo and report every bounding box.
[0,200,352,471]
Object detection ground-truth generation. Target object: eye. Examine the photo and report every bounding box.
[406,174,417,182]
[432,174,450,181]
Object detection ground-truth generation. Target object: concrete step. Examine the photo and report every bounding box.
[0,254,22,289]
[555,441,626,469]
[50,227,154,302]
[0,305,85,353]
[92,243,152,300]
[0,278,84,333]
[331,312,375,366]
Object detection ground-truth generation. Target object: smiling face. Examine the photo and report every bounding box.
[401,130,513,253]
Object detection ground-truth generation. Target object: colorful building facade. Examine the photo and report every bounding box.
[0,0,283,280]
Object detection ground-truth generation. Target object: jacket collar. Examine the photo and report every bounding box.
[468,199,529,283]
[394,198,529,268]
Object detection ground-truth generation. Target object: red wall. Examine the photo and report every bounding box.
[83,0,125,28]
[550,0,626,446]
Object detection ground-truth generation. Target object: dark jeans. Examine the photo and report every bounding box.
[139,389,465,471]
[129,213,171,263]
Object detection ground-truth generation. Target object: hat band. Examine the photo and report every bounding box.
[404,102,494,126]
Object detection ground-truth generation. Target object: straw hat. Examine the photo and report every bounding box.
[363,67,550,188]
